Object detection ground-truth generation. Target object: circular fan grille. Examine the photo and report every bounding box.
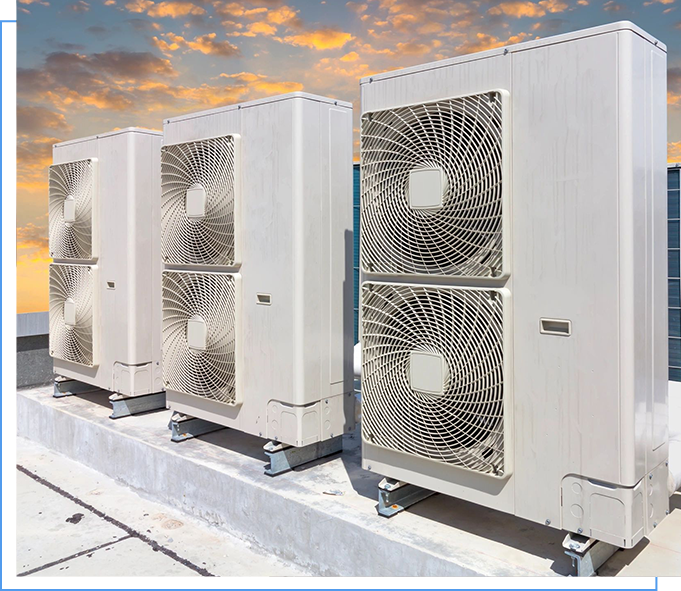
[361,92,503,277]
[49,159,95,260]
[162,271,238,405]
[49,264,95,366]
[361,283,505,475]
[161,136,238,266]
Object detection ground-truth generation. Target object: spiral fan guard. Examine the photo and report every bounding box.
[162,271,239,405]
[361,92,504,277]
[361,283,505,475]
[49,264,96,367]
[49,159,96,260]
[161,136,239,266]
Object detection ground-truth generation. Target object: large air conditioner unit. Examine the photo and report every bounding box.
[359,22,670,554]
[49,128,165,417]
[161,93,354,473]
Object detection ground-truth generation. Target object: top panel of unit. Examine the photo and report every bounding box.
[164,92,352,125]
[54,127,163,149]
[360,21,665,85]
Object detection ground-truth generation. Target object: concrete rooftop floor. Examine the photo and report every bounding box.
[16,385,681,577]
[16,438,305,577]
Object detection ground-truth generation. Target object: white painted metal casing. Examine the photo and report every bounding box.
[360,22,669,548]
[50,128,164,396]
[163,92,355,446]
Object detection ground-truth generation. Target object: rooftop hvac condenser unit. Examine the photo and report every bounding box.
[359,22,670,558]
[49,128,165,417]
[161,93,354,473]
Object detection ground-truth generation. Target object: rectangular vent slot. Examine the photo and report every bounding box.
[256,293,271,306]
[540,318,571,336]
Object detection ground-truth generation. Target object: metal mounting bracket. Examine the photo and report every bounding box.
[263,436,343,476]
[377,477,436,517]
[53,377,99,398]
[168,413,224,442]
[562,533,619,577]
[109,391,166,419]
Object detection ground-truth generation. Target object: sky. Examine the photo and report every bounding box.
[16,0,681,313]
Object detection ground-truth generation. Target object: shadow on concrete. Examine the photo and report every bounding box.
[598,539,651,576]
[196,427,268,463]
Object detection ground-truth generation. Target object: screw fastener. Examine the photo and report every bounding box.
[577,528,583,534]
[545,519,551,526]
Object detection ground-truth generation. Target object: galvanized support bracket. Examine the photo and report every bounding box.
[563,533,619,577]
[168,413,224,442]
[263,436,343,476]
[53,377,99,398]
[377,477,436,517]
[109,391,166,420]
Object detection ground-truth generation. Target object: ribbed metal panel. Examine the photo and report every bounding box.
[353,163,360,344]
[669,164,681,381]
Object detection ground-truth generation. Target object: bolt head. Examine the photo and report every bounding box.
[577,528,583,534]
[545,519,551,526]
[666,510,670,515]
[653,522,658,528]
[649,474,653,480]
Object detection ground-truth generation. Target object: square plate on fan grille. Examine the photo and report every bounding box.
[361,281,511,477]
[49,263,98,367]
[161,135,241,267]
[49,159,98,261]
[360,91,509,279]
[162,270,242,405]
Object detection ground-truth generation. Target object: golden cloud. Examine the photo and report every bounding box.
[455,31,530,55]
[670,142,681,163]
[277,27,354,50]
[125,0,206,17]
[158,32,241,56]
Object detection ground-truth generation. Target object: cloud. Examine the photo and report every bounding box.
[153,32,241,56]
[455,31,531,54]
[276,27,354,50]
[16,136,60,190]
[488,1,567,18]
[340,51,359,62]
[603,1,623,11]
[17,106,73,136]
[670,142,681,162]
[86,25,109,35]
[125,0,206,17]
[68,1,90,12]
[17,223,49,256]
[18,50,176,112]
[126,17,163,31]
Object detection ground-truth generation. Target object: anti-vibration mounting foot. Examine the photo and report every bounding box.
[109,391,166,419]
[263,436,343,476]
[53,377,99,398]
[168,413,225,442]
[563,533,619,577]
[377,478,436,517]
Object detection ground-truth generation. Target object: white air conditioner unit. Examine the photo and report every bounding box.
[161,93,354,468]
[49,128,165,414]
[360,22,669,551]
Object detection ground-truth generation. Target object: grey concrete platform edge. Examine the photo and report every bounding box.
[17,386,617,577]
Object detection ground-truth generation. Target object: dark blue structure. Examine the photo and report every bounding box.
[670,164,681,381]
[353,163,360,344]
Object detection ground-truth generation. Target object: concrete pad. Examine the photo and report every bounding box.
[33,538,199,577]
[17,471,125,573]
[17,438,306,577]
[17,385,681,576]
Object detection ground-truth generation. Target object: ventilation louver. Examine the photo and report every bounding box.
[162,270,240,405]
[161,135,240,267]
[49,263,97,367]
[361,92,505,277]
[361,282,506,476]
[49,159,97,260]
